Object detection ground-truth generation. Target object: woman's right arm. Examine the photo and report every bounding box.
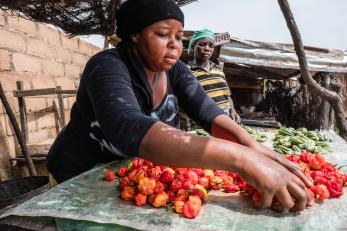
[139,121,309,213]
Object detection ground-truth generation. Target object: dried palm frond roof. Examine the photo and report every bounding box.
[0,0,197,37]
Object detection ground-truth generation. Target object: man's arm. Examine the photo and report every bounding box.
[228,96,241,123]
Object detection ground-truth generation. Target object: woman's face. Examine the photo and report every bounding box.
[194,38,215,63]
[132,19,183,72]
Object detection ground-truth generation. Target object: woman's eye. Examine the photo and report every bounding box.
[176,35,182,41]
[157,32,167,37]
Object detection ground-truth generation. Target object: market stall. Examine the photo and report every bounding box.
[0,129,346,231]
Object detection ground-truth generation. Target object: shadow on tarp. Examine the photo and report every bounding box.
[206,193,301,218]
[56,218,139,231]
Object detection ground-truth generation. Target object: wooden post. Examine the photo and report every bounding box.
[56,86,65,127]
[52,101,61,134]
[0,82,37,176]
[103,36,109,50]
[16,81,28,144]
[321,74,331,129]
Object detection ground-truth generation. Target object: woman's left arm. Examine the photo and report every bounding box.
[211,115,313,187]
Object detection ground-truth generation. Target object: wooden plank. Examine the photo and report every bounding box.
[230,83,262,90]
[52,101,62,133]
[16,81,28,144]
[32,105,55,119]
[13,88,56,97]
[57,89,77,95]
[13,88,77,97]
[56,86,65,126]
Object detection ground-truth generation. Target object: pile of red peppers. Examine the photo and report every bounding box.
[104,151,347,219]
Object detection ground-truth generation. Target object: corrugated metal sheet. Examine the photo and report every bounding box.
[220,37,347,73]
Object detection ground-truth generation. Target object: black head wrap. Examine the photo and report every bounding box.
[116,0,184,41]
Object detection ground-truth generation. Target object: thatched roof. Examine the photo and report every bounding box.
[0,0,197,37]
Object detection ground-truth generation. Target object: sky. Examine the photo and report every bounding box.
[80,0,347,51]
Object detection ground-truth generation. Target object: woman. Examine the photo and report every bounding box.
[188,29,241,123]
[47,0,311,213]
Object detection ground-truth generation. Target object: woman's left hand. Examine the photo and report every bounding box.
[257,145,314,188]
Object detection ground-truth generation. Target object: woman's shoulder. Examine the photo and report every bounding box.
[88,48,124,66]
[80,47,131,85]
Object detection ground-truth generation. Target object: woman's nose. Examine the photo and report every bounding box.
[168,37,180,49]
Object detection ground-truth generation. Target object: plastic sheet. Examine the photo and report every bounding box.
[1,130,347,231]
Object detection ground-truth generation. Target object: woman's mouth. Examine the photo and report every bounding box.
[164,55,177,65]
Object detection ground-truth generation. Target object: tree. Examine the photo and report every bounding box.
[278,0,347,139]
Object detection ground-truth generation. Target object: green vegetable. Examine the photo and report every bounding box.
[240,124,267,142]
[273,127,333,155]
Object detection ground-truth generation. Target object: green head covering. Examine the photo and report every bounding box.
[187,29,215,54]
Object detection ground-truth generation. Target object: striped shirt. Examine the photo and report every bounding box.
[188,61,232,112]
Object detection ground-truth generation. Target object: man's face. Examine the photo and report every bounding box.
[194,38,215,63]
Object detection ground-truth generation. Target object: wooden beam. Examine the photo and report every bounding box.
[53,101,62,132]
[32,105,55,119]
[230,83,262,90]
[56,86,66,126]
[16,81,28,143]
[13,88,77,97]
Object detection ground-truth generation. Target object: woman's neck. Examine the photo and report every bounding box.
[132,45,158,84]
[144,69,157,85]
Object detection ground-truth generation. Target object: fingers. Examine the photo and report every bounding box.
[258,190,275,209]
[274,189,295,213]
[236,115,241,124]
[287,181,308,212]
[230,114,236,121]
[273,179,310,213]
[277,156,314,188]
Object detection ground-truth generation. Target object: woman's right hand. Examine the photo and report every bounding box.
[237,150,311,213]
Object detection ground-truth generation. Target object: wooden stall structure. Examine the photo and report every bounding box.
[180,31,347,129]
[9,81,77,177]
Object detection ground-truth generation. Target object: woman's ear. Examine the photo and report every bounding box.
[131,34,140,43]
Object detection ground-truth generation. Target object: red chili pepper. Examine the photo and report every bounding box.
[182,196,201,219]
[118,167,129,177]
[308,154,326,170]
[314,176,328,185]
[170,179,182,193]
[326,181,343,198]
[132,158,143,170]
[287,155,300,163]
[311,170,324,179]
[312,184,330,201]
[134,192,147,206]
[252,192,262,206]
[104,170,115,182]
[225,183,240,193]
[143,160,154,168]
[119,176,131,189]
[299,151,311,163]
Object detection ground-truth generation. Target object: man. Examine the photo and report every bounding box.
[180,29,241,130]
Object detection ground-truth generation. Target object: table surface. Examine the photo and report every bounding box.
[1,129,347,231]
